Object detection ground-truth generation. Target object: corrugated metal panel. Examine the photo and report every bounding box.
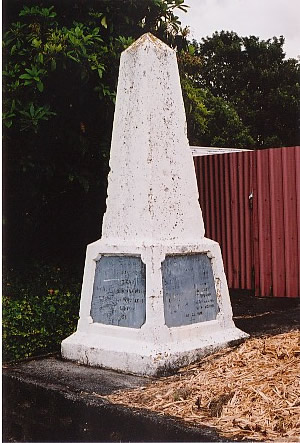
[194,146,300,298]
[254,147,300,297]
[296,148,300,297]
[253,150,273,296]
[195,151,254,291]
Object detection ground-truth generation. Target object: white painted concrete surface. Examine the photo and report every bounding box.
[191,146,252,156]
[61,34,248,376]
[102,33,204,244]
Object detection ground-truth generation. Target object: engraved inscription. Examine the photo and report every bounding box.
[90,255,146,328]
[162,254,219,327]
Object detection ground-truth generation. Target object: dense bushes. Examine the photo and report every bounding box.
[3,266,81,361]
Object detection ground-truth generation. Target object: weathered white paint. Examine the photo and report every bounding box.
[61,33,248,376]
[102,33,204,244]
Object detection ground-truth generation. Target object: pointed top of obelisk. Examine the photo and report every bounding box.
[125,32,173,54]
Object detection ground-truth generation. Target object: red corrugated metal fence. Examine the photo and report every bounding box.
[194,146,300,297]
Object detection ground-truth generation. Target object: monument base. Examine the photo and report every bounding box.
[62,326,246,376]
[61,238,248,376]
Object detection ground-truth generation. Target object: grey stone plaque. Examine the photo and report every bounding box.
[162,254,219,327]
[90,255,146,328]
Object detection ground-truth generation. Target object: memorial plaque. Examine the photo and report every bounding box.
[90,255,146,328]
[162,254,219,327]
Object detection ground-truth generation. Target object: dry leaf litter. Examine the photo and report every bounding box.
[105,331,300,441]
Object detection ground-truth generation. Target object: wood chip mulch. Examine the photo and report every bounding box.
[105,331,300,441]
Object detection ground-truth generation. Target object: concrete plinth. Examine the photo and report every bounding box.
[62,240,247,376]
[61,33,247,375]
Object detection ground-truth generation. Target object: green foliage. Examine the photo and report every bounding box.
[3,266,81,362]
[179,52,255,148]
[19,102,56,132]
[19,65,46,91]
[2,5,112,133]
[181,77,255,147]
[203,92,255,148]
[196,31,300,147]
[3,1,189,133]
[179,31,300,148]
[19,5,57,18]
[180,77,208,144]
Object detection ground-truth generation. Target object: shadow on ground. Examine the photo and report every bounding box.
[230,291,300,336]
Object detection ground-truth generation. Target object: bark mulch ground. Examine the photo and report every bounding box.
[102,294,300,442]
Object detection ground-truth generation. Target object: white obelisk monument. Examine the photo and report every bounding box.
[61,33,247,376]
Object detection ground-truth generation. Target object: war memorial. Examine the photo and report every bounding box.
[61,33,247,376]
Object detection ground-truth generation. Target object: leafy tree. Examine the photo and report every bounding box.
[195,31,300,148]
[178,44,255,147]
[202,91,255,148]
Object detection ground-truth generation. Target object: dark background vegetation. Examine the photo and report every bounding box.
[3,0,300,360]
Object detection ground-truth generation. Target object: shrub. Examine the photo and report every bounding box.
[3,266,81,361]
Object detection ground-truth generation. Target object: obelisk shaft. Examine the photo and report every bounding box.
[102,33,204,245]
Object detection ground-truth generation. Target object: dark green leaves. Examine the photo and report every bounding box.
[20,65,46,86]
[3,266,80,362]
[19,103,56,132]
[3,1,189,133]
[181,31,300,148]
[3,8,110,133]
[19,5,57,19]
[3,100,16,128]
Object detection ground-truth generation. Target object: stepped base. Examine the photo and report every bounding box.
[62,239,248,376]
[61,325,248,376]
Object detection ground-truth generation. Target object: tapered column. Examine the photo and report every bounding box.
[102,33,204,245]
